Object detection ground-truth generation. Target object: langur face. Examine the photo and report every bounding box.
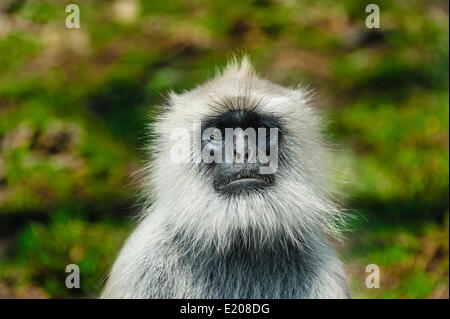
[199,109,282,196]
[151,58,334,239]
[149,59,341,247]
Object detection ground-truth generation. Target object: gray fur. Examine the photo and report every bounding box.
[101,57,350,299]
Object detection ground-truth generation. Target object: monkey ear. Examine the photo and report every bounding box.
[222,55,255,78]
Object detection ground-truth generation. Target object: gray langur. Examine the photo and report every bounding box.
[101,57,350,299]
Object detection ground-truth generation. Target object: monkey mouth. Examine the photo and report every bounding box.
[215,170,274,193]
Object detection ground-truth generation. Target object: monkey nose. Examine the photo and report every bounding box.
[233,147,254,163]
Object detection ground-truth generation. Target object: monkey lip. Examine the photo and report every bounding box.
[227,177,266,187]
[216,171,273,192]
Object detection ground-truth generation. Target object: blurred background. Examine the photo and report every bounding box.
[0,0,448,298]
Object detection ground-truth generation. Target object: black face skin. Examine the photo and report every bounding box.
[200,110,283,196]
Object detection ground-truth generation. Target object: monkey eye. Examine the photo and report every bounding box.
[258,125,271,139]
[209,128,222,141]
